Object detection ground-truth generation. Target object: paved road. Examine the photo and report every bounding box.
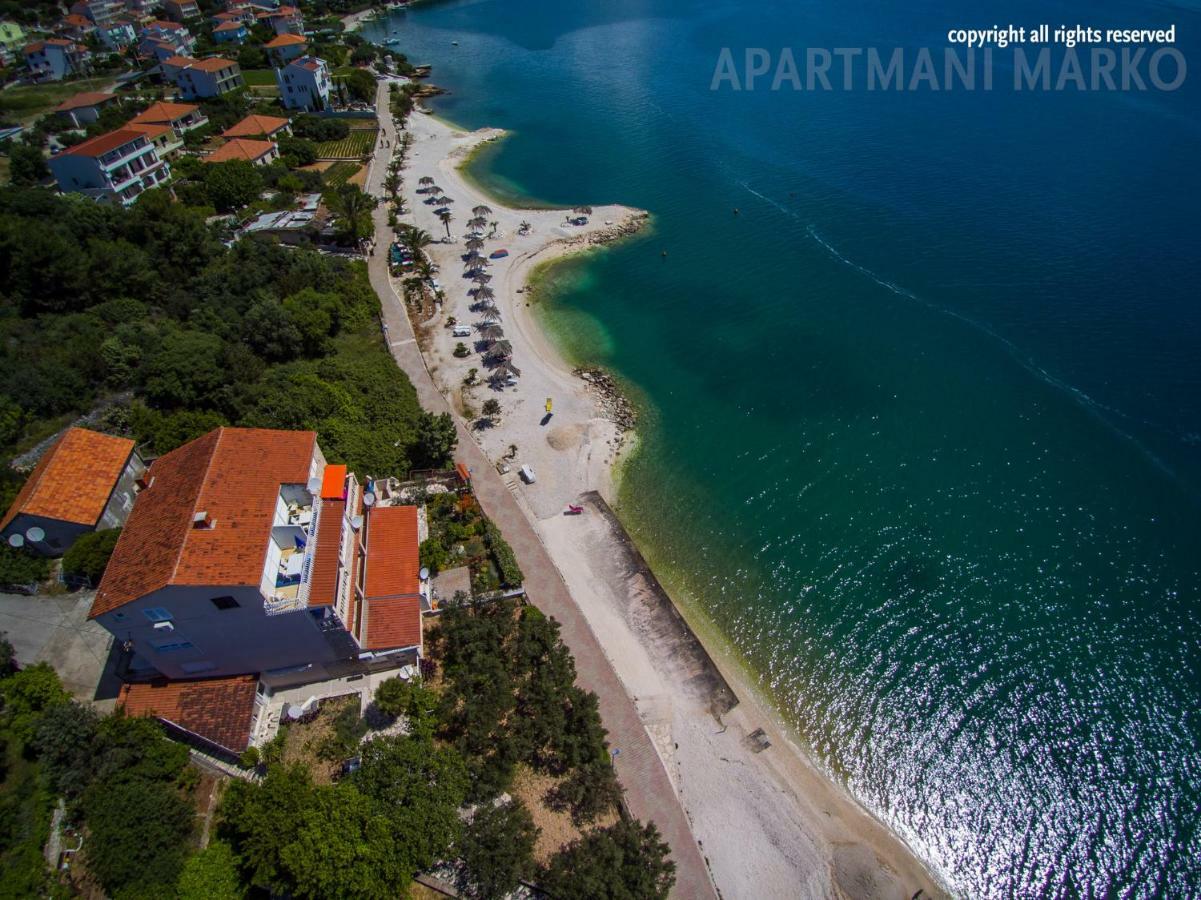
[367,85,717,900]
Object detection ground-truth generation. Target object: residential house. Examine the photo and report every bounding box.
[58,14,96,43]
[137,19,195,59]
[173,56,244,99]
[212,20,248,44]
[1,428,145,557]
[264,32,306,66]
[70,0,123,28]
[98,18,138,50]
[275,56,331,112]
[49,127,171,205]
[129,99,209,135]
[53,90,120,127]
[118,674,259,759]
[204,137,278,165]
[24,39,91,82]
[222,113,290,140]
[89,428,428,684]
[126,121,181,159]
[122,0,159,18]
[0,21,27,67]
[158,53,197,81]
[162,0,201,23]
[261,4,303,36]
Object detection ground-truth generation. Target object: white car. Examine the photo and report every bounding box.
[519,464,537,484]
[452,325,472,337]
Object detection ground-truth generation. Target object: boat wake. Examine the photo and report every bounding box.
[733,179,1183,484]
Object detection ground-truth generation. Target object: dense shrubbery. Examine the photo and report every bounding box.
[61,528,121,584]
[293,114,349,143]
[0,185,455,476]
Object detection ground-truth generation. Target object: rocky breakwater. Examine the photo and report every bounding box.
[575,367,637,433]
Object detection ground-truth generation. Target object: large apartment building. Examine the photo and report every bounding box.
[90,428,427,686]
[275,56,331,111]
[49,128,171,205]
[172,56,244,99]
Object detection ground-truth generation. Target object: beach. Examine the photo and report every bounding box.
[383,100,945,899]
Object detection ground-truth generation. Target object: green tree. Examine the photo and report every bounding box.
[32,700,100,802]
[277,135,317,167]
[372,677,438,737]
[7,140,49,185]
[413,411,457,469]
[176,840,245,900]
[61,527,122,584]
[342,68,377,102]
[142,330,227,409]
[541,819,676,900]
[460,800,539,899]
[201,159,264,212]
[0,545,50,589]
[324,184,377,244]
[82,777,194,896]
[282,288,339,357]
[0,663,68,744]
[481,398,501,421]
[236,45,267,70]
[218,765,315,893]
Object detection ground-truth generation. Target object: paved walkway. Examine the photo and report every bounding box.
[367,84,716,900]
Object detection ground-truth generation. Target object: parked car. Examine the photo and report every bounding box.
[519,464,536,484]
[452,325,472,337]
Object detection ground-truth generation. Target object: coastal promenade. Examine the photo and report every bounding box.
[366,82,718,900]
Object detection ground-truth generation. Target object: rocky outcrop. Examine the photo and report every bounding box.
[575,367,637,432]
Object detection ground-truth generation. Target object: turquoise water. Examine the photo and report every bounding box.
[367,1,1201,893]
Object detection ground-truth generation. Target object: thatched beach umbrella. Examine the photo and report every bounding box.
[467,216,488,229]
[478,323,504,340]
[490,361,521,382]
[473,286,496,301]
[484,340,513,360]
[419,176,435,186]
[477,301,500,317]
[472,204,493,216]
[472,272,492,286]
[434,195,453,206]
[465,237,485,251]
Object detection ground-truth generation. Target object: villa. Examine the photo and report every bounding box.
[129,100,208,136]
[90,427,428,687]
[162,0,201,23]
[260,4,303,36]
[24,39,91,82]
[0,428,145,557]
[222,113,291,140]
[204,137,279,165]
[212,19,248,44]
[49,128,171,205]
[172,56,244,99]
[138,19,195,60]
[53,91,120,128]
[264,32,306,66]
[275,56,331,112]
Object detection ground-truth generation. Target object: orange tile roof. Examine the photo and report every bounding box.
[204,138,275,163]
[363,595,421,650]
[307,498,344,607]
[58,128,148,158]
[53,90,116,112]
[364,505,420,600]
[189,56,235,72]
[63,14,92,27]
[126,122,174,141]
[160,54,197,68]
[119,674,258,753]
[222,114,288,138]
[91,427,316,618]
[265,33,305,47]
[130,100,199,124]
[320,464,347,500]
[0,428,134,533]
[213,21,244,32]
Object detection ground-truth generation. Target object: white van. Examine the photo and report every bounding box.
[519,464,537,484]
[452,325,472,337]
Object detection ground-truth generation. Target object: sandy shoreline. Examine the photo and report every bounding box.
[392,104,946,899]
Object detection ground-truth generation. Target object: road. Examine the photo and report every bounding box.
[366,82,717,900]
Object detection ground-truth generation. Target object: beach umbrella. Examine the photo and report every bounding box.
[472,272,492,286]
[465,237,485,251]
[478,323,504,340]
[463,249,482,262]
[468,216,488,229]
[477,301,500,317]
[418,176,435,186]
[434,195,453,205]
[490,360,521,381]
[473,285,496,299]
[472,204,493,216]
[484,340,513,360]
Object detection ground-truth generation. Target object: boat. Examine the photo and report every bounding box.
[452,41,459,46]
[489,249,509,259]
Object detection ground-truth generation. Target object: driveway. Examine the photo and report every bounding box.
[0,591,120,709]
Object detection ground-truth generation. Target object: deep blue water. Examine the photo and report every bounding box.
[366,1,1201,894]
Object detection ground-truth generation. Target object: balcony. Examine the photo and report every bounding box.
[263,484,320,615]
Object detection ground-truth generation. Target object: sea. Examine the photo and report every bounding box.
[362,1,1201,894]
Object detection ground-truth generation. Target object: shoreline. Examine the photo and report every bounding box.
[391,104,947,897]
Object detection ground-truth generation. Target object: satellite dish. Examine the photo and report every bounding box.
[419,567,430,581]
[350,515,364,530]
[307,476,322,493]
[362,492,376,507]
[7,533,24,548]
[25,526,45,543]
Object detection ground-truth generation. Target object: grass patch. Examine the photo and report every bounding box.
[321,160,361,188]
[315,127,378,160]
[0,76,117,125]
[240,68,276,86]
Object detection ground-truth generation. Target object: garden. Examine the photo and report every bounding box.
[315,126,379,160]
[419,490,523,596]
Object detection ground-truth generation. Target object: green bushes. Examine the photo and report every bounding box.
[483,521,523,588]
[0,545,48,588]
[292,114,349,143]
[61,527,121,584]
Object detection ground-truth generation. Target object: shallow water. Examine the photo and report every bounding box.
[366,1,1201,893]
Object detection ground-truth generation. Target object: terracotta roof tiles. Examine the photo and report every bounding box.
[221,114,288,138]
[119,674,258,753]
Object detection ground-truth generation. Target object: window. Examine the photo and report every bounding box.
[211,595,239,611]
[143,607,172,622]
[152,640,194,653]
